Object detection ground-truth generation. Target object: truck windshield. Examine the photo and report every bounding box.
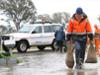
[18,25,34,33]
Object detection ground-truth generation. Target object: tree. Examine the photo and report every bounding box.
[52,12,62,23]
[37,14,52,22]
[0,25,8,35]
[52,12,70,23]
[61,12,70,23]
[0,0,37,30]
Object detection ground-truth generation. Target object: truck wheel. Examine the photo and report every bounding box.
[16,41,28,53]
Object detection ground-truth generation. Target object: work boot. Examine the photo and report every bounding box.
[79,58,84,69]
[75,64,81,69]
[75,58,83,69]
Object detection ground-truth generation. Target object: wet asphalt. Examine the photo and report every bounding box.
[0,48,100,75]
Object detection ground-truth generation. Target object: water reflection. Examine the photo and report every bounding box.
[67,68,98,75]
[67,69,86,75]
[85,69,98,75]
[76,70,84,75]
[0,51,99,75]
[66,69,74,75]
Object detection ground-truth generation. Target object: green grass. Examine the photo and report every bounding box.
[0,53,21,64]
[0,53,9,58]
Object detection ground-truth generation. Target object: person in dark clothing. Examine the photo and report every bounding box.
[1,36,11,56]
[55,26,65,52]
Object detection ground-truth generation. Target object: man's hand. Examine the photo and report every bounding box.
[90,40,94,44]
[90,40,94,47]
[67,40,71,44]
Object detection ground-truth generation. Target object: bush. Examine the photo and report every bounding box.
[0,53,11,58]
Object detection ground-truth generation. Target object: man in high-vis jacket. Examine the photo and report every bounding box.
[67,7,93,69]
[94,24,100,55]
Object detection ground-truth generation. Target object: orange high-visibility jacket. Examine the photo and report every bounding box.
[67,15,92,35]
[94,25,100,35]
[94,25,100,51]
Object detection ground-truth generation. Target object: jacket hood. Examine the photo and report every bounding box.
[72,13,87,22]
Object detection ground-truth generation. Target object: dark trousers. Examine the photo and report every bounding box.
[56,41,63,51]
[74,39,87,64]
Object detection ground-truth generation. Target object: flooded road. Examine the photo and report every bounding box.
[0,50,100,75]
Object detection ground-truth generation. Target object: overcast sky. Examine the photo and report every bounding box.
[33,0,100,26]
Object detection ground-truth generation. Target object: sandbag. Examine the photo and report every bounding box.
[85,42,97,63]
[65,42,74,68]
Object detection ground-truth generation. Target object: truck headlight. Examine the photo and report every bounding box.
[1,36,10,40]
[2,36,14,40]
